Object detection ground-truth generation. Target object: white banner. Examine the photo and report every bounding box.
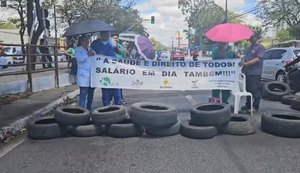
[91,55,241,91]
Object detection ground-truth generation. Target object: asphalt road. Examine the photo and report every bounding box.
[0,90,300,173]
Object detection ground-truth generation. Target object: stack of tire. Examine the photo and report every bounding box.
[181,103,255,139]
[130,102,180,137]
[27,105,143,140]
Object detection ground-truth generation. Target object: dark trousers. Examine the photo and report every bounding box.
[245,75,262,110]
[79,87,95,110]
[212,90,231,104]
[41,55,53,68]
[102,88,122,106]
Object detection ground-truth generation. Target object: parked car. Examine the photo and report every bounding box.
[13,50,25,64]
[171,50,185,61]
[262,47,300,82]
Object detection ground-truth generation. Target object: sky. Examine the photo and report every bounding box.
[134,0,266,46]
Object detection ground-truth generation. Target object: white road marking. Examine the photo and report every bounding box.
[0,138,25,159]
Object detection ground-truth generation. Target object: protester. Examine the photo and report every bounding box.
[66,42,77,84]
[91,31,122,106]
[211,42,238,104]
[65,42,75,68]
[112,34,127,104]
[39,39,53,69]
[239,33,265,113]
[75,35,96,110]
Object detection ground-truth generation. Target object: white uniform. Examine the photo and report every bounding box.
[75,46,94,87]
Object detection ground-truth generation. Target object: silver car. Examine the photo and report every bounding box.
[262,47,300,81]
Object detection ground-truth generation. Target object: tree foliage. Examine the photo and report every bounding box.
[178,0,224,47]
[48,0,146,35]
[276,29,292,42]
[257,0,300,39]
[150,37,168,51]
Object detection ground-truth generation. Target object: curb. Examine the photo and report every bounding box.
[0,89,79,141]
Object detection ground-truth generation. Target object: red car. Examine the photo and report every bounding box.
[171,50,185,61]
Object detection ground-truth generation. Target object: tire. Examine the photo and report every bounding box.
[190,103,231,126]
[27,117,68,140]
[291,97,300,110]
[70,122,105,137]
[106,119,144,138]
[55,106,90,126]
[145,120,181,137]
[263,81,291,101]
[130,102,178,127]
[217,114,255,136]
[281,95,297,105]
[92,105,127,125]
[180,120,218,139]
[261,112,300,138]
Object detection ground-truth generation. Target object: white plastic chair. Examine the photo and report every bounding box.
[231,73,253,115]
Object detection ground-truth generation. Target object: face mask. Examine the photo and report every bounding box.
[102,41,108,45]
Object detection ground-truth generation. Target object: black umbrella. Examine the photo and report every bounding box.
[63,20,114,37]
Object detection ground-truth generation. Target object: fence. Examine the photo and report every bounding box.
[0,43,70,93]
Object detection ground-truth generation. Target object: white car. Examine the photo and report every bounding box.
[262,47,300,81]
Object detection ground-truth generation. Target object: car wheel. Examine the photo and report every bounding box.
[276,71,286,83]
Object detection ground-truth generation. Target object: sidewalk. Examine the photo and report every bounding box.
[0,85,79,141]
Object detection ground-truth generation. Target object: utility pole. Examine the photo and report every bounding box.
[224,0,228,23]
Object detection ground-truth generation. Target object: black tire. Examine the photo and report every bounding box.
[27,117,68,140]
[281,95,297,105]
[190,103,231,126]
[130,102,178,127]
[291,97,300,110]
[263,81,291,101]
[106,119,144,138]
[92,105,127,125]
[54,106,90,126]
[217,114,255,136]
[180,120,218,139]
[145,120,181,137]
[261,112,300,138]
[70,122,105,137]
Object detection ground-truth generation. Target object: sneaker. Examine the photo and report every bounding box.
[122,100,127,104]
[241,105,250,111]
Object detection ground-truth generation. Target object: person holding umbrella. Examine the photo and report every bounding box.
[239,33,265,113]
[211,42,238,104]
[75,35,96,110]
[91,31,122,106]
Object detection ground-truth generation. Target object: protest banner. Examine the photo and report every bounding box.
[91,55,241,91]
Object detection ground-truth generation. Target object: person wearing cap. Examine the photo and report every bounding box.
[239,33,265,113]
[91,31,122,106]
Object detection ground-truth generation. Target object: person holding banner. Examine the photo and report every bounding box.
[211,42,238,104]
[75,35,96,110]
[239,33,265,113]
[91,31,122,106]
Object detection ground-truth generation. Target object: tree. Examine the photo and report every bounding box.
[257,0,300,38]
[179,0,224,48]
[7,0,27,55]
[51,0,146,34]
[150,37,168,51]
[276,29,292,42]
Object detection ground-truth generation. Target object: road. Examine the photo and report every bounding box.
[0,90,300,173]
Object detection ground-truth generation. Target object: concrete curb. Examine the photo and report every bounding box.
[0,89,79,141]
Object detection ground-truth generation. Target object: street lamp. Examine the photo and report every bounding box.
[224,0,228,23]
